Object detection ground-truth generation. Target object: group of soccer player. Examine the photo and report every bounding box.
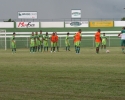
[29,30,59,53]
[11,29,83,54]
[29,29,82,54]
[95,27,125,54]
[65,29,82,54]
[94,29,108,54]
[11,27,125,54]
[28,29,82,54]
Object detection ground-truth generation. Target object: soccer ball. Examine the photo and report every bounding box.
[106,50,110,53]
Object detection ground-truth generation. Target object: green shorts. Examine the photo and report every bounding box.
[102,40,106,45]
[51,42,56,47]
[75,41,81,47]
[37,40,41,46]
[40,40,43,45]
[35,40,40,46]
[65,41,70,46]
[11,42,16,48]
[95,42,100,48]
[30,41,35,47]
[121,40,125,46]
[43,40,49,47]
[55,42,59,47]
[74,41,76,46]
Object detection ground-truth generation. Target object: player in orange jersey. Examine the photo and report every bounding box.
[94,29,102,54]
[75,29,82,54]
[50,32,56,53]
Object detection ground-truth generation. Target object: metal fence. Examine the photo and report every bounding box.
[0,36,121,50]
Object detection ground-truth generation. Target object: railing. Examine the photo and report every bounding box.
[0,36,121,49]
[0,31,120,50]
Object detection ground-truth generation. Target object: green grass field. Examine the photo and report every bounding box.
[0,47,125,100]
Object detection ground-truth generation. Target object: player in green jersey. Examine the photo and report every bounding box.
[118,27,125,53]
[11,32,16,54]
[39,30,43,52]
[101,33,107,50]
[34,32,40,52]
[30,32,35,53]
[65,32,70,51]
[43,32,50,52]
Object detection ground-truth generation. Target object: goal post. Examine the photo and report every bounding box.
[0,30,6,50]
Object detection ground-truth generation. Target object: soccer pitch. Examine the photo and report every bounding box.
[0,47,125,100]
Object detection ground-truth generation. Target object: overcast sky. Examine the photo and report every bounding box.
[0,0,125,21]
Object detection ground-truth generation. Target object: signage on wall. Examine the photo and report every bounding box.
[71,9,81,18]
[18,11,37,19]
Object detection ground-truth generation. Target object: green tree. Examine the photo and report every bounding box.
[4,18,15,22]
[121,17,125,21]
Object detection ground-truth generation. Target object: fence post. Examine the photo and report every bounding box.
[60,37,61,48]
[27,37,29,48]
[93,37,94,47]
[109,36,110,47]
[5,31,6,50]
